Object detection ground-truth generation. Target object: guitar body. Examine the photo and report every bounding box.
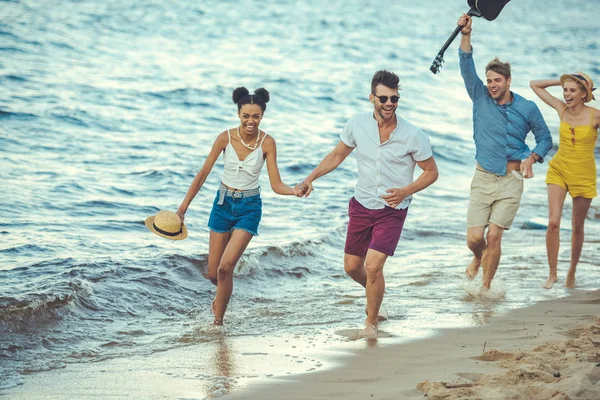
[468,0,511,21]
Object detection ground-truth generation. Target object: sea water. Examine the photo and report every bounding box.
[1,0,599,395]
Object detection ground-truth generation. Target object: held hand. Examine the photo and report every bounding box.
[292,183,305,197]
[176,209,185,224]
[381,188,407,209]
[458,14,472,34]
[301,180,314,197]
[519,158,535,179]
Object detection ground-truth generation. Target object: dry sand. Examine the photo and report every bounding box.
[4,289,599,400]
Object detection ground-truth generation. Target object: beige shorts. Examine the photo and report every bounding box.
[467,169,524,230]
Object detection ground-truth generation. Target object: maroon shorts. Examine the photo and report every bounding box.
[344,197,408,257]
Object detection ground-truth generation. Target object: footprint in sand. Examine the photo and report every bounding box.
[456,372,484,383]
[334,328,393,341]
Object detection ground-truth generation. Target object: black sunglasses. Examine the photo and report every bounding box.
[373,94,400,104]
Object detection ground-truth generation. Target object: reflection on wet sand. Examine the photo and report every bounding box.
[470,309,494,326]
[205,335,236,398]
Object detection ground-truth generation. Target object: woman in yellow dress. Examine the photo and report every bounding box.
[530,73,599,289]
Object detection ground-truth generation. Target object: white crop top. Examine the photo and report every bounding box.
[221,129,267,190]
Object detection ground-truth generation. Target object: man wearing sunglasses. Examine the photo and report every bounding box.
[295,70,439,340]
[457,14,552,291]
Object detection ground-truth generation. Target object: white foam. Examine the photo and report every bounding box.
[462,280,507,302]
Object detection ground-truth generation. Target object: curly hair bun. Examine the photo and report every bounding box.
[253,88,270,103]
[232,87,250,104]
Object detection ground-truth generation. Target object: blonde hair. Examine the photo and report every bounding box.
[562,77,587,94]
[485,57,511,79]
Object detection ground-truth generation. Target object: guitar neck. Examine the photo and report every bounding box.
[437,25,463,58]
[430,7,480,74]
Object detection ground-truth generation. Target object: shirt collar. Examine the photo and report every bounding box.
[494,91,517,106]
[370,112,398,144]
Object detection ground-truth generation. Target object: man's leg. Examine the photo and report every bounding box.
[482,223,504,290]
[544,184,567,289]
[466,227,486,279]
[345,253,389,321]
[344,253,367,287]
[482,173,522,290]
[364,249,388,326]
[566,196,593,288]
[466,170,493,280]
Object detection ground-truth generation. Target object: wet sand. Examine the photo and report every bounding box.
[4,290,600,400]
[231,289,600,400]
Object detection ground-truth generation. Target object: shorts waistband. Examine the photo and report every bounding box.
[218,184,260,205]
[476,168,507,178]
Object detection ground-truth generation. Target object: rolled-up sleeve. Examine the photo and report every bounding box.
[528,103,553,162]
[409,129,433,162]
[340,117,357,148]
[459,47,486,102]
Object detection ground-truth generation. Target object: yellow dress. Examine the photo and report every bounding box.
[546,108,598,198]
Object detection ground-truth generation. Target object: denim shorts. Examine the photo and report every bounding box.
[208,189,262,236]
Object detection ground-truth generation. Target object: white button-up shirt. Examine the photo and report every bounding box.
[340,112,433,210]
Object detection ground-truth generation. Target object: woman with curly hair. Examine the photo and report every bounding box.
[176,87,301,325]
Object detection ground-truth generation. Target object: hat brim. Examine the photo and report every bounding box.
[560,74,594,103]
[145,216,188,240]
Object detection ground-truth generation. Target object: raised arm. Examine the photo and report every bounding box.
[457,14,485,101]
[262,135,296,196]
[301,140,354,197]
[176,132,228,222]
[529,79,565,115]
[459,14,472,53]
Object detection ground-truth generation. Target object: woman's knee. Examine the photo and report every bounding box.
[207,262,219,285]
[572,223,585,235]
[547,218,561,232]
[217,262,235,280]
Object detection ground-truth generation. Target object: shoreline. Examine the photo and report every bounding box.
[230,288,600,400]
[3,289,599,399]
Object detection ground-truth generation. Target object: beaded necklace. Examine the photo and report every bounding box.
[237,126,261,151]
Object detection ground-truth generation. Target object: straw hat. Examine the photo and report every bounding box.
[560,72,596,102]
[145,210,188,240]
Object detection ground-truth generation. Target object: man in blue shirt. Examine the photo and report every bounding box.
[457,14,552,290]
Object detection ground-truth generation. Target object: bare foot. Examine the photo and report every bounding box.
[565,275,576,289]
[542,276,558,289]
[213,317,223,326]
[466,256,481,280]
[365,305,388,322]
[357,322,378,341]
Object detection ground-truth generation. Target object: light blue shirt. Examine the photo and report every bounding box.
[459,47,552,176]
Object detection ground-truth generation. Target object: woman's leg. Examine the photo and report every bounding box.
[208,231,232,285]
[566,196,593,288]
[213,229,254,325]
[544,184,567,289]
